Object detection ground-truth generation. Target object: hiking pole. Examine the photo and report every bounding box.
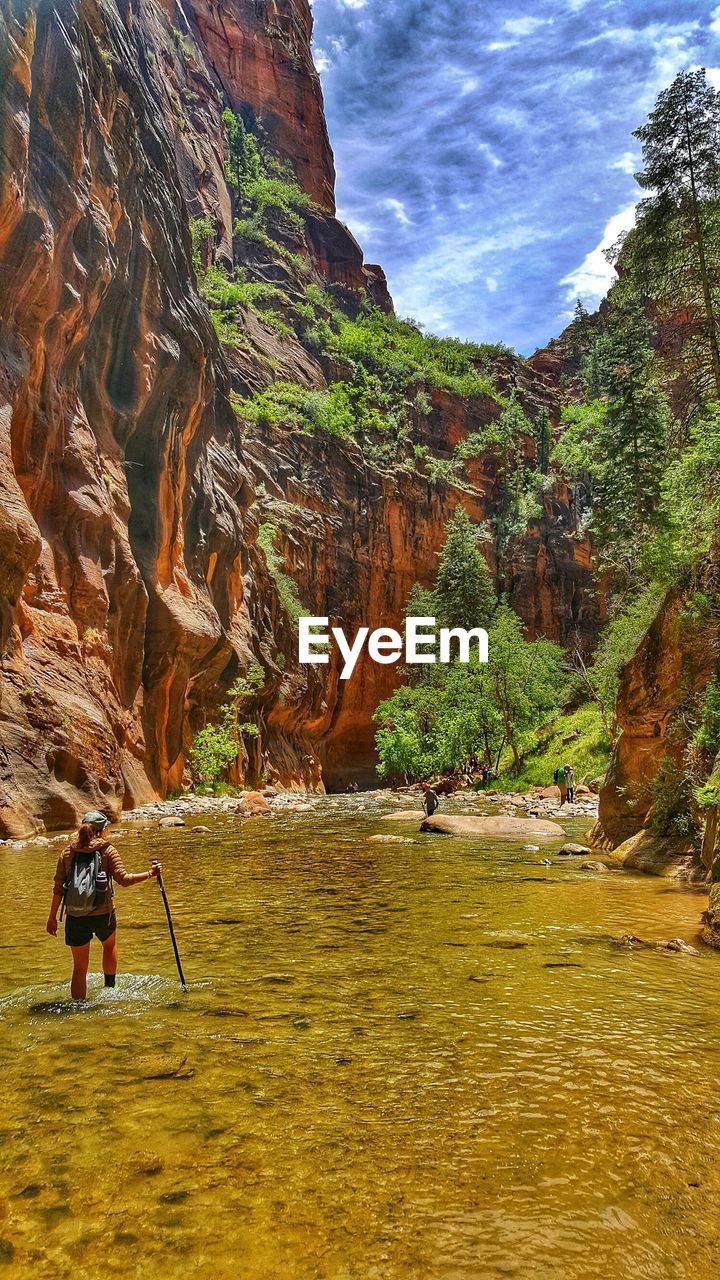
[151,860,188,991]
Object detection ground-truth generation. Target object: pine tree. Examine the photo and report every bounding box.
[633,69,720,399]
[223,109,262,193]
[433,507,496,630]
[587,305,668,578]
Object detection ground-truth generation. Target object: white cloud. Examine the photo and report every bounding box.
[486,277,498,293]
[382,197,411,226]
[711,6,720,35]
[477,141,503,169]
[502,16,548,38]
[487,39,518,52]
[611,151,638,176]
[314,48,331,73]
[338,0,367,8]
[390,223,553,332]
[561,203,637,304]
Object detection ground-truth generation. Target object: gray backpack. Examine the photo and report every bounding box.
[63,847,110,917]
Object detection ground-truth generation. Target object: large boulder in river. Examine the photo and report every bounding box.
[236,791,272,817]
[419,814,565,840]
[611,829,704,880]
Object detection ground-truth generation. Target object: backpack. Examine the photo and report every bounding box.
[554,768,565,784]
[62,846,111,917]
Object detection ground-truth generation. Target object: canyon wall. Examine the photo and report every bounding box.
[0,0,600,835]
[594,545,720,849]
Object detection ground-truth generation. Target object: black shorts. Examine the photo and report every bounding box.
[65,911,117,948]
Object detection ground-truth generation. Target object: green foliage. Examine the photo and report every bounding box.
[455,396,543,550]
[189,724,239,787]
[643,402,720,588]
[223,109,262,191]
[694,679,720,758]
[585,586,665,736]
[650,755,698,839]
[433,507,496,630]
[695,772,720,811]
[257,523,308,622]
[374,514,564,781]
[190,215,215,272]
[491,702,611,793]
[173,28,196,60]
[533,408,552,474]
[189,663,265,786]
[374,606,566,781]
[328,310,502,400]
[631,68,720,403]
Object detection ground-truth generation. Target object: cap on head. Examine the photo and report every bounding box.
[82,810,109,830]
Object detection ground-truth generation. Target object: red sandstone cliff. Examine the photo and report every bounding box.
[0,0,601,835]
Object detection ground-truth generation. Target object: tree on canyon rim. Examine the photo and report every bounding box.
[631,68,720,403]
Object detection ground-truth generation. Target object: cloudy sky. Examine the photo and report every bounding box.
[310,0,720,354]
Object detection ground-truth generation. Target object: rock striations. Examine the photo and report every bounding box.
[0,0,600,834]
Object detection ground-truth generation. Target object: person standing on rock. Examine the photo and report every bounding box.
[422,784,440,818]
[46,811,162,1001]
[565,765,576,804]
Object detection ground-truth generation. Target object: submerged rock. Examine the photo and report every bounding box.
[558,843,591,856]
[367,834,414,844]
[137,1054,194,1081]
[158,816,185,829]
[580,860,608,873]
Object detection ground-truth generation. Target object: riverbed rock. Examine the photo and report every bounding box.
[701,884,720,950]
[656,938,699,955]
[608,829,705,881]
[236,792,272,817]
[580,860,608,873]
[558,843,592,856]
[367,834,414,844]
[192,825,211,834]
[158,817,185,829]
[136,1054,194,1081]
[419,815,566,840]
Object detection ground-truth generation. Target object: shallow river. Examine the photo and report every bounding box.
[0,793,719,1279]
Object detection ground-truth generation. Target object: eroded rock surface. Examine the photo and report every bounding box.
[0,0,603,834]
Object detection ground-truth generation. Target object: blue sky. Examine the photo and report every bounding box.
[310,1,720,354]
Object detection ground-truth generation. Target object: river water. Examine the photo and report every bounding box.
[0,793,718,1279]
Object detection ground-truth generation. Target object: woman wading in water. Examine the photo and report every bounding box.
[46,811,161,1000]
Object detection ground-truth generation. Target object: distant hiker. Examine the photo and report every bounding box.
[565,765,576,804]
[421,784,439,817]
[46,811,162,1001]
[553,765,568,805]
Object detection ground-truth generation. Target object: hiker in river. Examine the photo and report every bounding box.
[565,764,576,804]
[421,783,440,817]
[46,811,162,1000]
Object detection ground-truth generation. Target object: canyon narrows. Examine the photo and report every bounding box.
[0,0,599,835]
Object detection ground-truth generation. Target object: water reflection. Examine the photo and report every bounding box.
[0,793,718,1277]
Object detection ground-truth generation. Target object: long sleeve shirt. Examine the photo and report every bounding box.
[53,841,131,916]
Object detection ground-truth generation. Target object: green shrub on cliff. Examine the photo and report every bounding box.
[190,664,264,787]
[328,311,502,400]
[257,523,308,622]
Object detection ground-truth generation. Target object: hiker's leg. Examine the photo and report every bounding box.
[102,930,118,987]
[70,943,91,1000]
